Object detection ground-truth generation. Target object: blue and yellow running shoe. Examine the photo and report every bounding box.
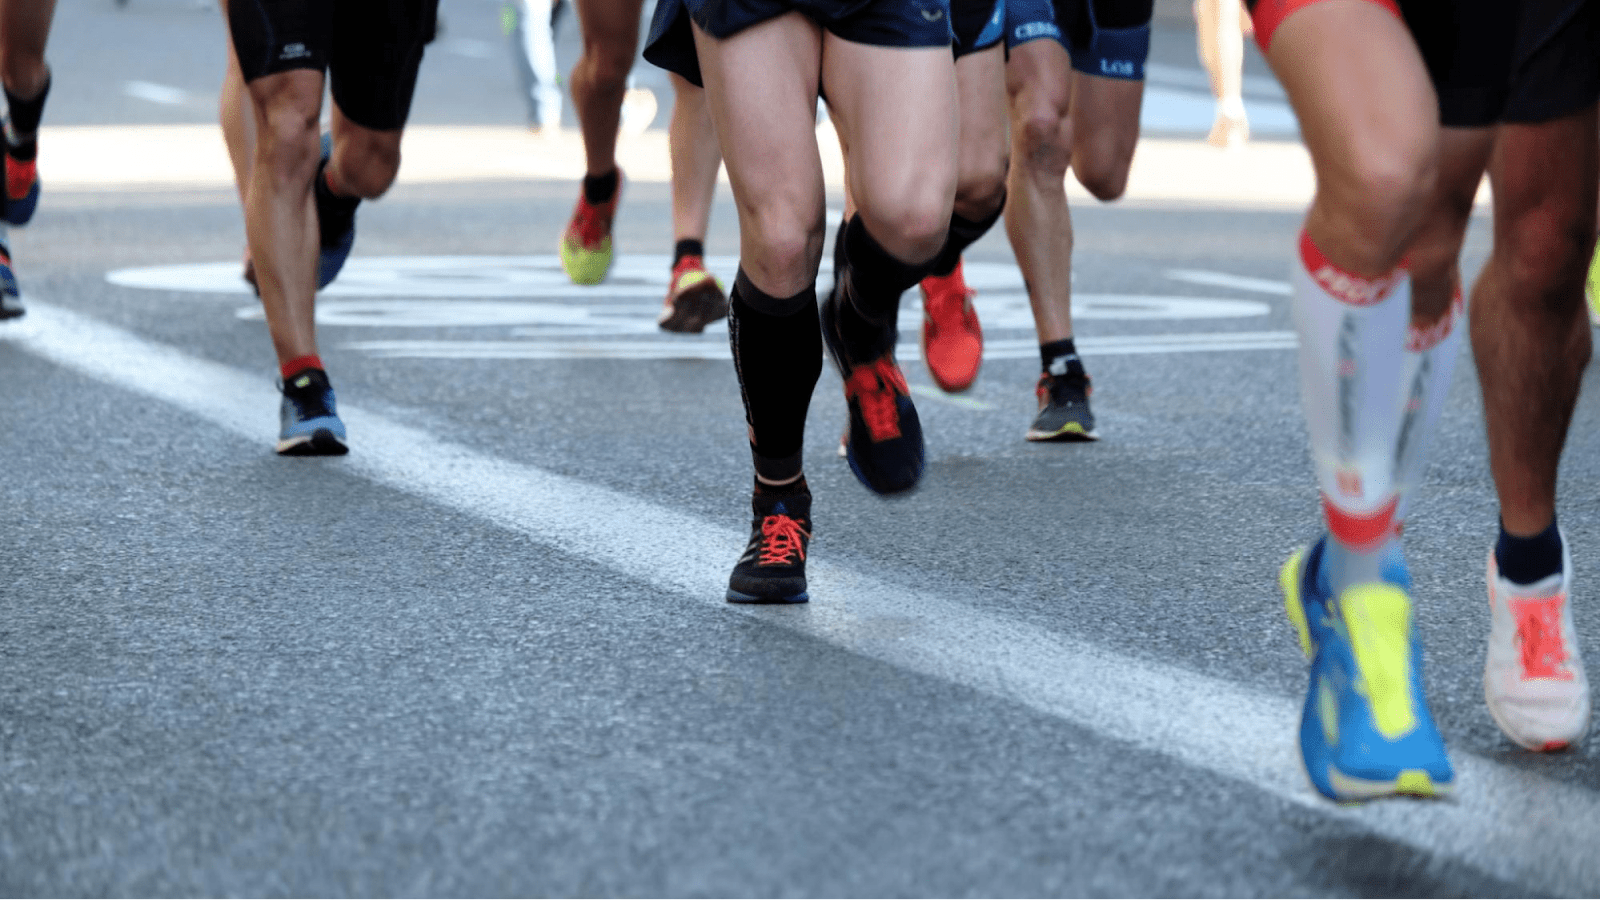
[1585,242,1600,327]
[1280,538,1454,801]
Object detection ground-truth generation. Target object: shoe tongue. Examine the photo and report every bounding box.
[771,500,788,516]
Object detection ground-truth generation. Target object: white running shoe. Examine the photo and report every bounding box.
[1484,534,1591,751]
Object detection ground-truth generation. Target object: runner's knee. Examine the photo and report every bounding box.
[331,134,402,199]
[955,148,1008,218]
[1011,95,1073,179]
[1499,203,1594,317]
[256,104,322,187]
[1321,137,1438,269]
[742,204,826,293]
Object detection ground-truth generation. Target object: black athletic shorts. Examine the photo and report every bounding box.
[644,0,954,86]
[228,0,440,131]
[1005,0,1152,79]
[953,0,1005,57]
[1246,0,1600,127]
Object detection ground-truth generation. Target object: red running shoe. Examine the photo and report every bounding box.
[919,258,982,392]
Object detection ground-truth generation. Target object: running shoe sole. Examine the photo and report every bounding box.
[659,277,728,333]
[1025,421,1100,442]
[726,587,809,604]
[277,426,349,456]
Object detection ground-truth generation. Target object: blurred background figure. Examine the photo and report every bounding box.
[1193,0,1247,149]
[504,0,564,132]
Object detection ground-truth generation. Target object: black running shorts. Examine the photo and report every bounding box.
[228,0,440,131]
[644,0,954,86]
[1246,0,1600,127]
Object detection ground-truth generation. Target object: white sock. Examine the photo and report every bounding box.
[1290,230,1411,593]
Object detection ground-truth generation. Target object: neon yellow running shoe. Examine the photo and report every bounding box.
[560,171,622,285]
[1585,241,1600,327]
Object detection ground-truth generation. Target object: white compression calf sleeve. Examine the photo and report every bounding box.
[1291,230,1411,564]
[1393,289,1464,525]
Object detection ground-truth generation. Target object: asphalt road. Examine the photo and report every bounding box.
[3,0,1599,896]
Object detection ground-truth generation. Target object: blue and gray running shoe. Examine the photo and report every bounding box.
[1280,537,1454,801]
[277,368,349,456]
[0,241,23,320]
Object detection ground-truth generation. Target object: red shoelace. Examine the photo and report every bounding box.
[568,196,613,247]
[1513,595,1574,681]
[758,514,809,566]
[844,357,909,442]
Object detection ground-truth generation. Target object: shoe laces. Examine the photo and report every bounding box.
[569,195,614,247]
[7,156,34,201]
[922,271,974,333]
[1039,369,1090,405]
[1512,595,1575,681]
[672,255,710,289]
[758,514,809,566]
[846,357,909,441]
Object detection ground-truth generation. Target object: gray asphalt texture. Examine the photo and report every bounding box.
[2,0,1598,896]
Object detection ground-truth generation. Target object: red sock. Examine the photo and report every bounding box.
[281,354,324,380]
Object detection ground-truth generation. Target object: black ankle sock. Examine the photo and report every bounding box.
[729,270,822,481]
[929,195,1006,278]
[314,159,360,249]
[673,238,704,268]
[1495,518,1564,585]
[4,72,48,160]
[583,168,619,205]
[1040,337,1083,375]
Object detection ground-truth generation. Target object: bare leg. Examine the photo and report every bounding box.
[0,0,55,99]
[570,0,644,177]
[221,45,256,211]
[668,72,721,245]
[244,69,325,365]
[1472,106,1598,537]
[1004,39,1077,345]
[1196,0,1247,147]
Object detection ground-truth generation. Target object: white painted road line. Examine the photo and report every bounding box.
[122,80,190,106]
[6,301,1597,895]
[1167,269,1294,296]
[339,332,1300,361]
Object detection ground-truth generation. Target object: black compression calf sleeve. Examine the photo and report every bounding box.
[729,270,823,483]
[929,193,1006,277]
[840,215,932,322]
[314,158,361,249]
[3,72,48,159]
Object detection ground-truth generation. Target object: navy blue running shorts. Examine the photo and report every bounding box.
[953,0,1005,57]
[1004,0,1152,80]
[227,0,440,131]
[645,0,954,86]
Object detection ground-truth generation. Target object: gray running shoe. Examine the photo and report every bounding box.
[1026,370,1098,441]
[0,240,23,320]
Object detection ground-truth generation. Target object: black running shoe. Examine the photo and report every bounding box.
[820,282,924,494]
[1026,369,1098,441]
[727,482,812,604]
